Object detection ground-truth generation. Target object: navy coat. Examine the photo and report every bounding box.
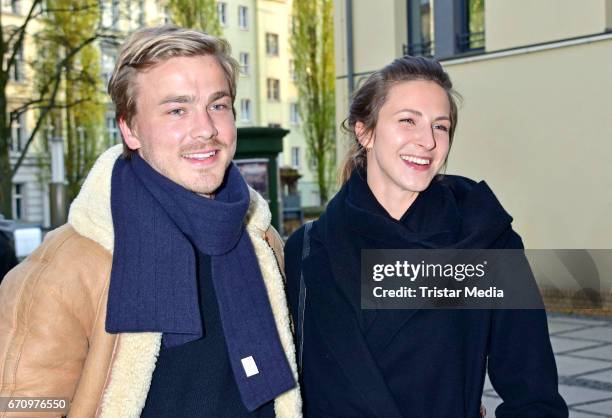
[284,174,568,418]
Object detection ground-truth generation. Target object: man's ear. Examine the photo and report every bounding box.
[355,121,373,150]
[118,117,141,150]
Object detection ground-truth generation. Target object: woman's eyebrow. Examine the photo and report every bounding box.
[394,108,422,116]
[434,116,451,122]
[394,108,450,121]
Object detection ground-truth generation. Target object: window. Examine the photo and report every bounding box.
[10,44,25,82]
[291,147,300,168]
[458,0,485,52]
[1,0,21,14]
[266,33,279,56]
[238,5,248,29]
[101,50,116,87]
[34,0,45,16]
[137,0,146,26]
[289,59,297,81]
[101,1,112,27]
[163,6,172,24]
[111,0,120,28]
[239,52,249,75]
[308,154,317,171]
[9,0,20,14]
[267,78,280,101]
[407,0,433,57]
[240,99,251,122]
[290,103,299,125]
[12,184,24,220]
[10,112,25,152]
[218,2,227,26]
[106,114,119,146]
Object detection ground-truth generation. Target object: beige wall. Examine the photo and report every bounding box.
[334,0,407,172]
[334,0,348,79]
[334,0,612,248]
[254,0,321,205]
[606,0,612,30]
[486,0,608,51]
[222,0,259,127]
[351,0,407,74]
[256,0,288,126]
[444,37,612,248]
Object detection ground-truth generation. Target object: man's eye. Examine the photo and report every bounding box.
[169,108,185,116]
[399,118,415,125]
[210,103,228,111]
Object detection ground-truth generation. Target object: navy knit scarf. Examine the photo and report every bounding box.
[107,155,295,411]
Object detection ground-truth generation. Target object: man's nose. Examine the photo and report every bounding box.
[190,108,218,141]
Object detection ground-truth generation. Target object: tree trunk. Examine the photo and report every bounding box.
[0,87,12,218]
[0,148,12,218]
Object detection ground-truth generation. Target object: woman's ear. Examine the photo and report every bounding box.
[355,121,373,150]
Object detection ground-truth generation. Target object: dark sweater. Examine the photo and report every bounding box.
[141,252,275,417]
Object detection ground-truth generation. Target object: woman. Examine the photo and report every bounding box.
[284,56,568,417]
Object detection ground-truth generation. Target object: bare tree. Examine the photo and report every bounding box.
[0,1,114,217]
[35,0,106,201]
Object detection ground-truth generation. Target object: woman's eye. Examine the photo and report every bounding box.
[434,124,449,132]
[399,118,415,125]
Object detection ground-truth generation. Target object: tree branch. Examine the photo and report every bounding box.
[11,34,102,177]
[4,0,42,75]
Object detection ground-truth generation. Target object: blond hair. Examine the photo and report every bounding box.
[108,25,239,158]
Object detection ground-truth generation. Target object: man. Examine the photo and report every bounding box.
[0,26,300,417]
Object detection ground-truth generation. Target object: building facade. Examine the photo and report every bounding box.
[4,0,48,226]
[4,0,319,227]
[334,0,612,249]
[223,0,320,207]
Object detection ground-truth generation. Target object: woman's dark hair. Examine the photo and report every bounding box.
[339,55,460,184]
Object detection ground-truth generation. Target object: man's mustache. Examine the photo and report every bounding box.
[180,139,226,153]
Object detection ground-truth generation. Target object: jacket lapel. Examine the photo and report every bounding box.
[322,235,423,360]
[303,251,403,418]
[363,309,420,357]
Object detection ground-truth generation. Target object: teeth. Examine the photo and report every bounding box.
[401,155,430,165]
[183,151,216,160]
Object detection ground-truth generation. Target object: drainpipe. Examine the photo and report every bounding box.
[346,0,355,97]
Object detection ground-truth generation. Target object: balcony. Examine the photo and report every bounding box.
[456,31,485,53]
[403,40,434,57]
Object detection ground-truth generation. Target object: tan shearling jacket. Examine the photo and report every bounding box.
[0,145,301,418]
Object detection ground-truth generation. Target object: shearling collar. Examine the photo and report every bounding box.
[68,144,272,253]
[66,145,301,418]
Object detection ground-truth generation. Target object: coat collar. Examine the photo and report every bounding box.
[67,145,301,418]
[68,145,273,253]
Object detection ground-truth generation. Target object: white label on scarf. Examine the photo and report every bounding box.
[241,356,259,377]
